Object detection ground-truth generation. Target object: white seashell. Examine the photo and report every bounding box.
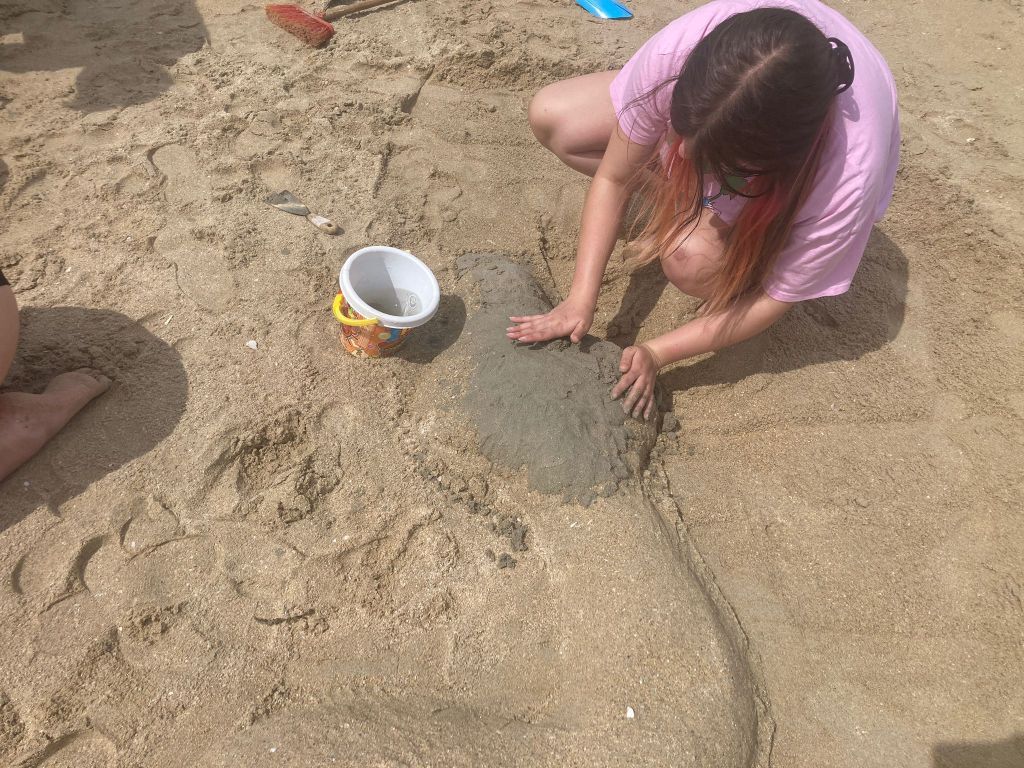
[245,340,258,350]
[626,706,635,719]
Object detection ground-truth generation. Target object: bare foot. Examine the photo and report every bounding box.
[0,368,112,482]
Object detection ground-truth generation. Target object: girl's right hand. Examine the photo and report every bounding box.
[506,298,595,344]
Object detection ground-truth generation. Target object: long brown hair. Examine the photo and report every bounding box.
[627,8,855,313]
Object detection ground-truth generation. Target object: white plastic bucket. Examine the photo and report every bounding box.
[339,246,440,329]
[332,246,441,358]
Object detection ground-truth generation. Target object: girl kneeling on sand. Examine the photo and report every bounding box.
[509,0,899,419]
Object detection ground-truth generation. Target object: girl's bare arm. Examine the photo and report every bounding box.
[614,291,793,418]
[649,290,793,363]
[567,127,653,306]
[508,128,657,344]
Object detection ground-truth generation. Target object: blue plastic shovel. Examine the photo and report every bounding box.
[576,0,633,19]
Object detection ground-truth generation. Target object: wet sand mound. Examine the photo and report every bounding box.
[458,253,659,502]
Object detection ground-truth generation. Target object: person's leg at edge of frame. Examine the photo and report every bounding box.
[0,284,17,384]
[0,282,112,482]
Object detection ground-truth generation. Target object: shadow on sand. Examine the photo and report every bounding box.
[0,0,207,112]
[933,734,1024,768]
[396,294,467,364]
[0,307,188,531]
[607,227,908,390]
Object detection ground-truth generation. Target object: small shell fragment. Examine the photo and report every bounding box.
[245,340,258,350]
[626,706,635,719]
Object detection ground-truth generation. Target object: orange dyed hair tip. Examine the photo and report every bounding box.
[265,4,335,47]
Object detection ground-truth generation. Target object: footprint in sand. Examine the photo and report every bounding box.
[0,608,148,760]
[251,157,301,195]
[91,529,218,680]
[152,143,212,208]
[3,494,241,762]
[9,524,109,656]
[9,498,216,666]
[372,147,471,239]
[148,144,237,313]
[215,523,306,608]
[155,219,236,314]
[200,409,341,528]
[424,169,464,225]
[11,501,209,665]
[232,110,283,160]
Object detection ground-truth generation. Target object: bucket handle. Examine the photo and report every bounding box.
[332,293,378,327]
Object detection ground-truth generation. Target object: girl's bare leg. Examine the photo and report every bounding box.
[528,71,619,177]
[529,73,730,300]
[0,286,111,482]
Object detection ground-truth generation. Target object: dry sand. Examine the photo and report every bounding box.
[0,0,1022,766]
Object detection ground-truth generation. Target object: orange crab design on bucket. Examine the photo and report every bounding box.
[333,292,412,358]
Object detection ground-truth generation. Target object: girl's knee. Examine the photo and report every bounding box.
[528,88,559,147]
[662,244,716,300]
[661,212,729,299]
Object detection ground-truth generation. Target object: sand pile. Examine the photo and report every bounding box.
[457,253,660,502]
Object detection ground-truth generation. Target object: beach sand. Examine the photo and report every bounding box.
[0,1,1022,766]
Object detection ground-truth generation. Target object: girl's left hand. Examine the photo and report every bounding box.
[612,345,658,420]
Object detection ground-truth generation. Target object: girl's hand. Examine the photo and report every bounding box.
[612,345,658,420]
[507,298,595,344]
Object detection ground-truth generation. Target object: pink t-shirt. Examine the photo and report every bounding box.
[610,0,900,302]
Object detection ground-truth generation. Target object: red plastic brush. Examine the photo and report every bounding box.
[266,0,401,47]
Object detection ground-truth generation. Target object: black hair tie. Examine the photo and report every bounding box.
[827,37,855,93]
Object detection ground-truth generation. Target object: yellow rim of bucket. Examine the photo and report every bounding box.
[333,292,378,327]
